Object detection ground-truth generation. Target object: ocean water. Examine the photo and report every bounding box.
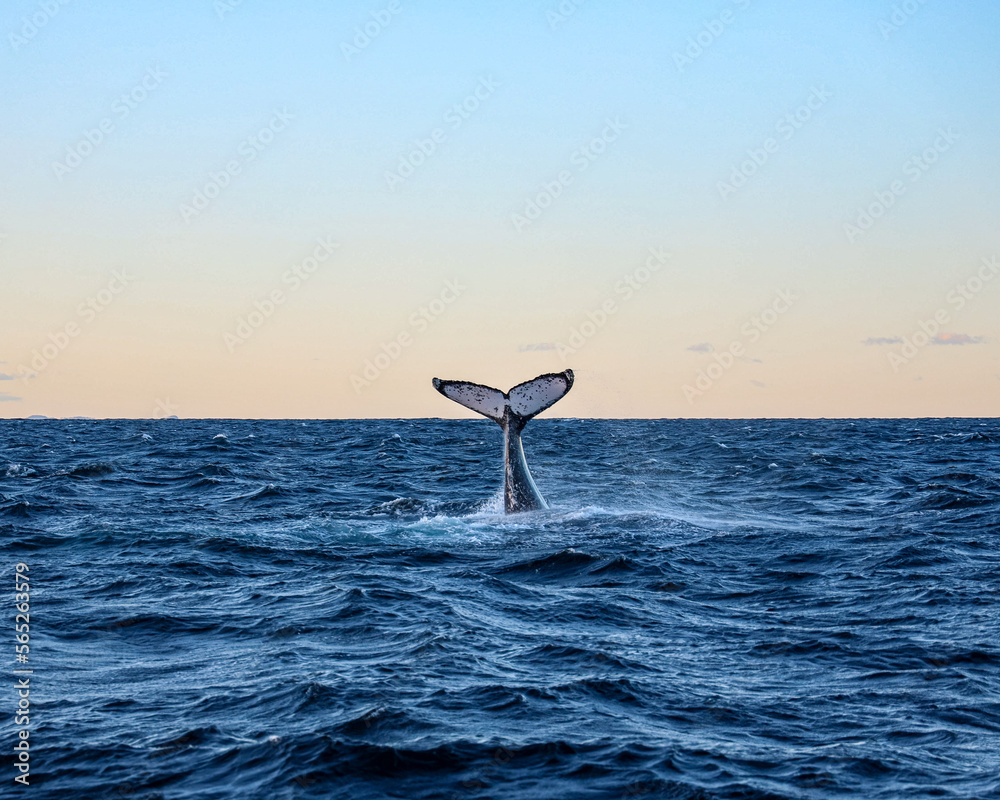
[3,417,999,800]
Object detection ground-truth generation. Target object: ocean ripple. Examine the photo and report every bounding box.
[2,417,998,799]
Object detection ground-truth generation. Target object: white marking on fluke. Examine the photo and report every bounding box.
[432,370,575,513]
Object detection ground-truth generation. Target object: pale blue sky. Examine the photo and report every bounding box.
[2,0,998,417]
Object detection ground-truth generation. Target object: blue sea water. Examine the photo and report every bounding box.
[2,417,1000,800]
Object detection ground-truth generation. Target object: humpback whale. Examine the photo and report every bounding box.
[432,369,575,513]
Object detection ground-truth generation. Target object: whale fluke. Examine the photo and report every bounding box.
[432,370,574,513]
[431,379,506,423]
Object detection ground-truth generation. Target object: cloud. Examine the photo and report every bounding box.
[0,392,22,402]
[862,337,903,346]
[518,343,556,352]
[750,380,765,388]
[0,374,14,380]
[862,333,984,346]
[932,333,984,345]
[686,342,713,352]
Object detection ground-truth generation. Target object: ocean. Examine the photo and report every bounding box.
[3,418,999,799]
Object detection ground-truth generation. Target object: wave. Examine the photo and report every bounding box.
[2,417,998,800]
[3,462,36,478]
[68,461,115,477]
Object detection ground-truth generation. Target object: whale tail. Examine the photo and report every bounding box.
[431,370,574,427]
[431,370,574,513]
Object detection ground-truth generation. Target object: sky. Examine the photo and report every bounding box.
[1,0,998,419]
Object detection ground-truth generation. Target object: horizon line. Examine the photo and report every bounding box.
[2,415,998,422]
